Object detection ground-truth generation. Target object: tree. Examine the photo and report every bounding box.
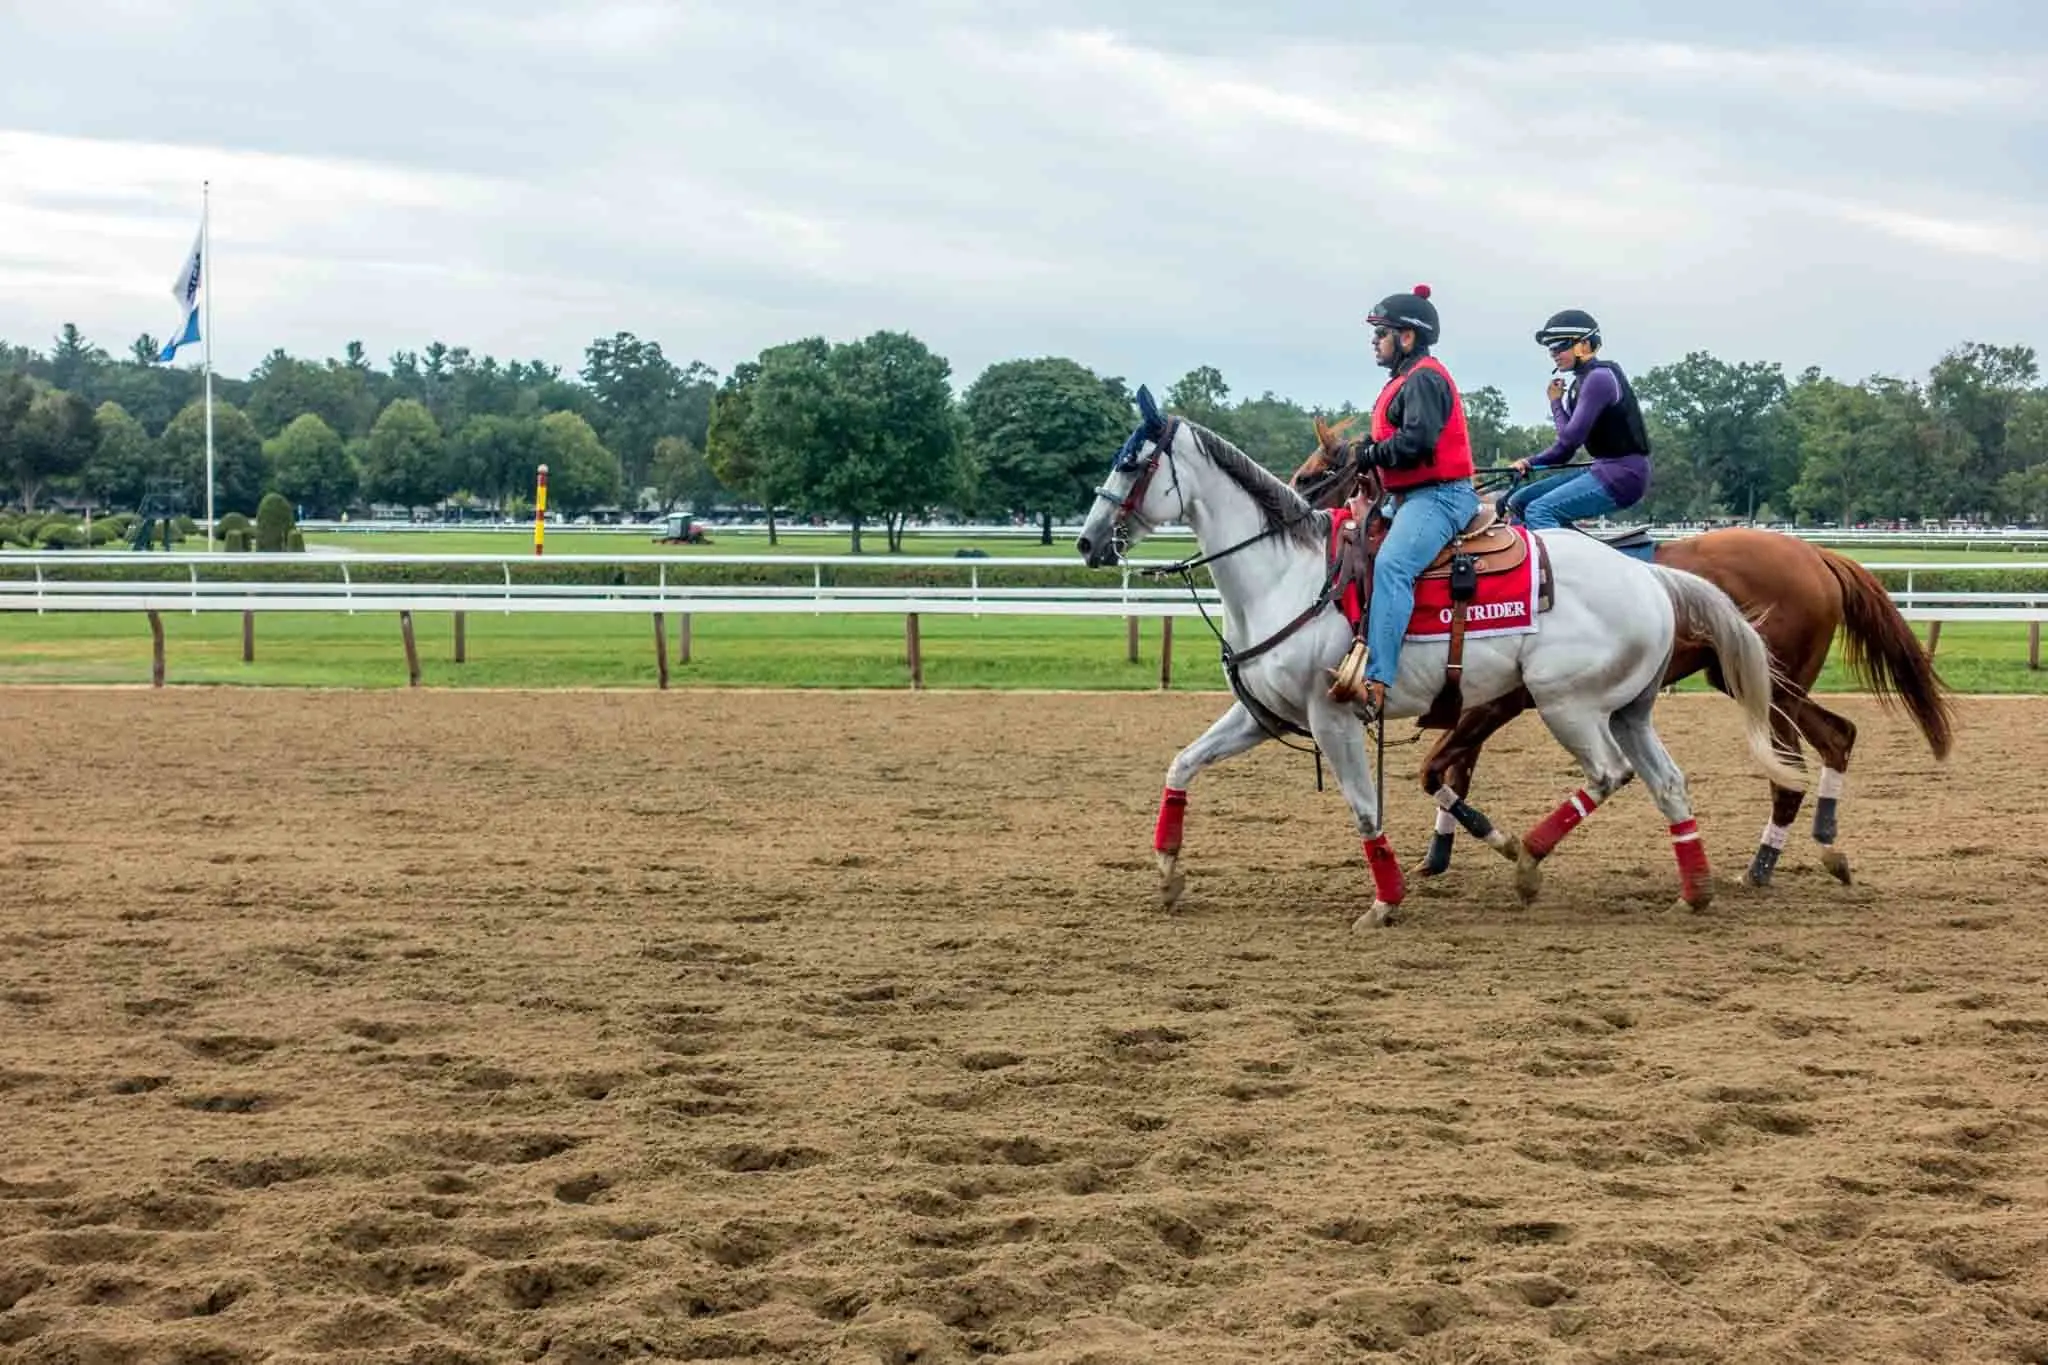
[1636,352,1795,521]
[1927,342,2039,517]
[0,382,95,512]
[82,401,156,510]
[1166,365,1230,425]
[706,359,797,544]
[49,324,110,397]
[536,411,623,514]
[245,349,378,439]
[581,332,717,498]
[1462,385,1518,468]
[360,399,446,509]
[160,400,267,517]
[449,414,543,511]
[826,331,967,551]
[962,357,1132,543]
[266,413,357,518]
[650,435,723,513]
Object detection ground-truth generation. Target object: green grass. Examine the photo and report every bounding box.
[0,609,1230,690]
[0,608,2037,694]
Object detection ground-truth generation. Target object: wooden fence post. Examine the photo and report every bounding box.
[906,613,924,689]
[1159,617,1174,690]
[147,611,165,688]
[400,611,421,687]
[1127,616,1139,663]
[454,611,466,663]
[679,612,692,665]
[242,611,254,663]
[653,612,670,689]
[2030,621,2041,671]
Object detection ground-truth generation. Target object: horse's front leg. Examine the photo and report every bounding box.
[1153,702,1269,910]
[1306,695,1403,930]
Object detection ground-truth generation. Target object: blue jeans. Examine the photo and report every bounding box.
[1366,479,1481,687]
[1504,469,1621,530]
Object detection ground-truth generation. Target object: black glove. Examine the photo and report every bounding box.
[1353,441,1384,469]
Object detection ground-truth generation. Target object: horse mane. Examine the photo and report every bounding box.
[1184,422,1329,550]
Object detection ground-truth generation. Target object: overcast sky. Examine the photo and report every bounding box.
[1,0,2042,423]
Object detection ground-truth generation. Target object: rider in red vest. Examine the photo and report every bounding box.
[1338,284,1479,714]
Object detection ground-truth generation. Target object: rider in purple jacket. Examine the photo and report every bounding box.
[1504,310,1654,533]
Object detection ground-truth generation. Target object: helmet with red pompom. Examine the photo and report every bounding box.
[1366,283,1440,345]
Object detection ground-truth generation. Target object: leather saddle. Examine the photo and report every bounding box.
[1326,494,1553,726]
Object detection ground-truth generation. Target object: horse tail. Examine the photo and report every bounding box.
[1818,548,1957,761]
[1650,564,1809,792]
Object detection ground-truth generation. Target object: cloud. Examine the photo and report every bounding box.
[0,1,2041,424]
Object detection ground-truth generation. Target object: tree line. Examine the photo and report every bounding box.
[2,321,2042,548]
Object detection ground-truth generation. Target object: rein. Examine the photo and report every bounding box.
[1112,436,1410,783]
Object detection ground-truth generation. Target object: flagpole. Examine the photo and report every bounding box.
[202,181,215,552]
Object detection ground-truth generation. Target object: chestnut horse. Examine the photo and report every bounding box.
[1290,425,1956,887]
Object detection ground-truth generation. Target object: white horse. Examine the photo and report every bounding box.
[1073,387,1805,929]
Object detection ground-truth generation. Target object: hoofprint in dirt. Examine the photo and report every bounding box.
[0,689,2043,1364]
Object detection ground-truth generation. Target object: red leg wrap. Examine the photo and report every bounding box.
[1525,788,1600,859]
[1154,787,1189,854]
[1671,818,1710,901]
[1363,834,1405,906]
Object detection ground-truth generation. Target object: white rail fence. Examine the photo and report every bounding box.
[2,552,2044,688]
[303,519,2048,554]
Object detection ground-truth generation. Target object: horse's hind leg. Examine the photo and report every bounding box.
[1609,682,1714,910]
[1153,703,1269,910]
[1513,701,1636,907]
[1747,703,1811,888]
[1790,695,1857,883]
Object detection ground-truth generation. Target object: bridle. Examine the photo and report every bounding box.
[1095,418,1395,781]
[1093,416,1187,560]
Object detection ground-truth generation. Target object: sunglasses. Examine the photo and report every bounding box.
[1372,326,1394,340]
[1548,341,1576,355]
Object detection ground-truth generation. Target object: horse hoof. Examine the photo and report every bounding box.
[1512,852,1543,905]
[1683,888,1714,913]
[1353,900,1399,931]
[1820,847,1852,885]
[1155,853,1186,909]
[1491,832,1521,863]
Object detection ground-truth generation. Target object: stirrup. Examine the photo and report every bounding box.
[1327,639,1369,704]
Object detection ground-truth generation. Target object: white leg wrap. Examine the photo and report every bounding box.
[1434,808,1458,835]
[1818,768,1846,800]
[1760,821,1789,850]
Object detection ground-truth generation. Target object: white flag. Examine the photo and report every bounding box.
[157,222,203,363]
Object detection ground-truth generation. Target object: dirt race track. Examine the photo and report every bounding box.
[3,688,2046,1365]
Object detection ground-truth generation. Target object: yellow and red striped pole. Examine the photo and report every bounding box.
[533,463,549,556]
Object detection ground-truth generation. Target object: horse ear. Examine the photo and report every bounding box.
[1136,385,1160,431]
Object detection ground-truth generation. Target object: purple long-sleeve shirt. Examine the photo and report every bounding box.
[1529,366,1649,504]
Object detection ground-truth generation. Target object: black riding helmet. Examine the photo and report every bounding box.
[1535,308,1600,351]
[1366,283,1439,345]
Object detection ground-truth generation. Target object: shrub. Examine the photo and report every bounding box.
[286,529,306,552]
[37,523,84,549]
[255,493,295,552]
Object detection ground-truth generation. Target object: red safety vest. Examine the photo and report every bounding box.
[1371,356,1474,492]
